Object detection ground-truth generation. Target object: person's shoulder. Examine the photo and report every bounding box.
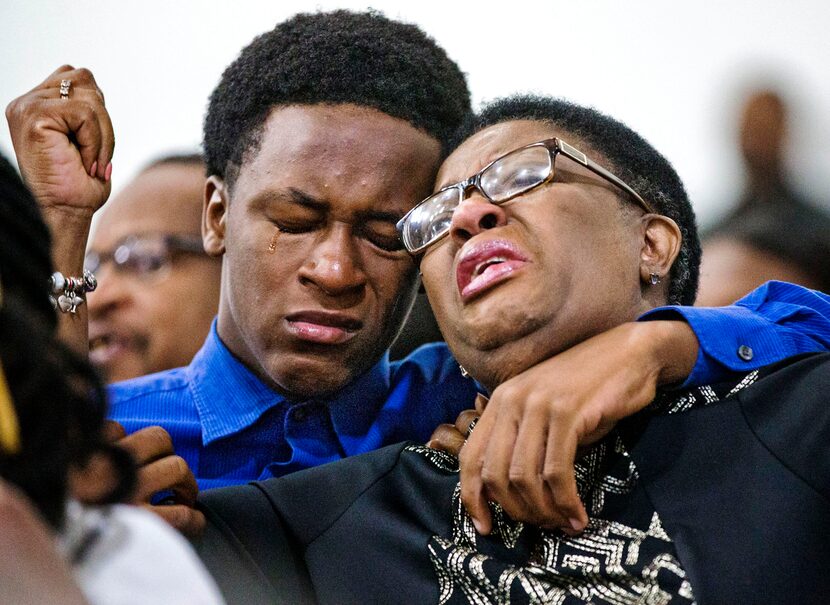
[107,366,190,405]
[387,343,477,427]
[390,342,462,383]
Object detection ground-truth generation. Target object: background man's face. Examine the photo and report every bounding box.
[421,120,647,390]
[208,104,441,397]
[88,163,221,382]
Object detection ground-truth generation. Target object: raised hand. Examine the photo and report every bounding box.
[6,65,114,215]
[458,320,698,535]
[6,65,115,351]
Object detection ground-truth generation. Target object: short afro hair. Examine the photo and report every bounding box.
[203,10,471,184]
[454,95,701,306]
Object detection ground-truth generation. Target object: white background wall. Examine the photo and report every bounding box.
[2,0,829,226]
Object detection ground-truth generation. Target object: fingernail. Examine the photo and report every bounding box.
[569,517,585,532]
[89,161,97,177]
[104,162,113,182]
[472,518,483,534]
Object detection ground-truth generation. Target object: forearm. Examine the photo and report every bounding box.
[641,320,699,386]
[41,206,93,355]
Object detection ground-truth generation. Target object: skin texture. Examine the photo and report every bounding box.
[87,163,221,383]
[421,119,684,533]
[203,104,441,398]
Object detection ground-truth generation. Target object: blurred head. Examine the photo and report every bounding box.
[201,10,470,398]
[87,154,221,382]
[739,90,787,179]
[415,96,699,391]
[698,207,830,305]
[0,154,134,529]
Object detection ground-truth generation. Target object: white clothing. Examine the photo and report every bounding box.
[60,501,224,605]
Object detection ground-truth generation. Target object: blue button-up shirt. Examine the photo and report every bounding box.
[108,324,476,490]
[108,281,830,489]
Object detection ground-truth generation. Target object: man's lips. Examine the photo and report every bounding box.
[456,239,529,301]
[284,311,363,345]
[88,330,143,367]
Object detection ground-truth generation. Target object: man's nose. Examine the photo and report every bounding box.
[87,262,130,318]
[448,194,508,246]
[298,225,367,301]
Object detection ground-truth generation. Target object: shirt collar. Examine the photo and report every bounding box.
[324,352,391,455]
[187,320,287,445]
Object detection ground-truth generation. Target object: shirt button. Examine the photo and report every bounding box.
[291,407,308,422]
[737,345,754,361]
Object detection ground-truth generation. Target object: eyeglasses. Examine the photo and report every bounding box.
[84,234,207,282]
[396,137,654,254]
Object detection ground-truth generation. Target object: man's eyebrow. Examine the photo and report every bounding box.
[249,188,329,211]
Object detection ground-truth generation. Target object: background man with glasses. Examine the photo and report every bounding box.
[85,153,221,383]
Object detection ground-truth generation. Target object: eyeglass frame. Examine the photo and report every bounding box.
[396,137,655,254]
[84,233,208,280]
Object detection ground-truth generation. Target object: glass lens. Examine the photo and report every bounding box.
[116,237,170,278]
[84,251,101,274]
[480,146,551,201]
[403,187,461,251]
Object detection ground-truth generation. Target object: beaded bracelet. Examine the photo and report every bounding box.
[49,270,97,314]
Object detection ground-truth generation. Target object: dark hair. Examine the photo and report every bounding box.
[0,154,135,529]
[203,9,470,184]
[0,155,56,329]
[455,95,701,305]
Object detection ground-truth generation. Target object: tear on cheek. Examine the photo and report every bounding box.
[267,229,279,253]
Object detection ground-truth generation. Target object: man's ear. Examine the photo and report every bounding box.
[638,214,682,286]
[203,176,228,257]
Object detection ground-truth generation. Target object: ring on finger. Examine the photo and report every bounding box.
[59,79,72,99]
[466,416,479,438]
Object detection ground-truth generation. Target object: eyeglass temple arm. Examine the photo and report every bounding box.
[165,234,209,254]
[556,140,655,214]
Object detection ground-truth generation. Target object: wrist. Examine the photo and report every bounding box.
[40,204,96,226]
[639,320,698,386]
[40,205,93,254]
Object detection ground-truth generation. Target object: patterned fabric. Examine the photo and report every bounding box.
[414,371,765,605]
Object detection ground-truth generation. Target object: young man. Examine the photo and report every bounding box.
[197,95,830,605]
[7,11,830,537]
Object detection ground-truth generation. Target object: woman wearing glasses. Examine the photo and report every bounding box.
[198,96,830,605]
